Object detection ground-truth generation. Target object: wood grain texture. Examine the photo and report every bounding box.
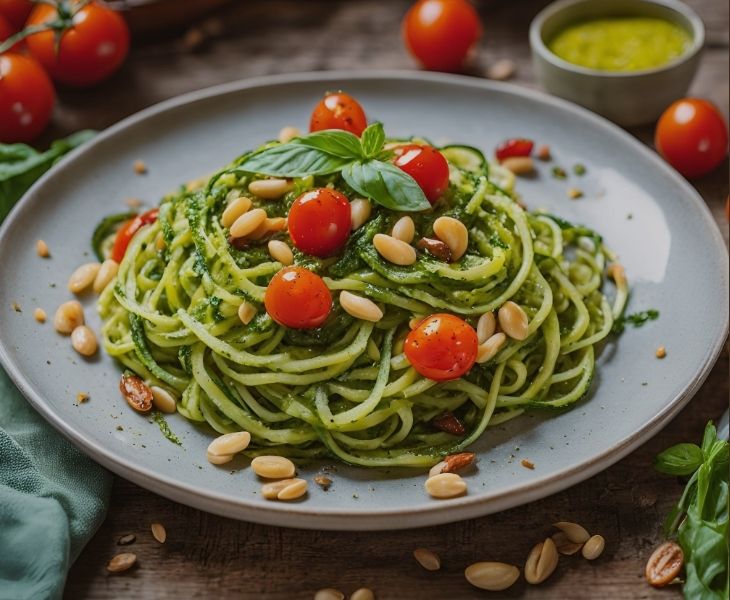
[62,1,728,598]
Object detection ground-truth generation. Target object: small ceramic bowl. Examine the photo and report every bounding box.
[530,0,704,126]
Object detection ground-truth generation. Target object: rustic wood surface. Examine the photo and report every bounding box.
[62,1,728,598]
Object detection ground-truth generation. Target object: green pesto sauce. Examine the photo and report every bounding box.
[548,17,691,71]
[152,412,183,446]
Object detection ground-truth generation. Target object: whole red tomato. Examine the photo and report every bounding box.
[265,266,333,329]
[310,92,368,136]
[0,0,32,31]
[655,99,728,179]
[288,188,352,257]
[402,0,482,72]
[0,53,55,143]
[393,144,450,203]
[25,1,129,87]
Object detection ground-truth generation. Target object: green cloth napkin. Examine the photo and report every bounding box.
[0,369,112,600]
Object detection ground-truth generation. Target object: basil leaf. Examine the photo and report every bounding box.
[360,122,386,158]
[236,144,352,177]
[342,160,430,212]
[655,443,704,476]
[295,129,363,159]
[0,130,95,222]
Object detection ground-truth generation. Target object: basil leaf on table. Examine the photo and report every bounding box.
[342,160,430,212]
[654,443,704,476]
[235,143,353,177]
[360,122,386,158]
[0,130,95,221]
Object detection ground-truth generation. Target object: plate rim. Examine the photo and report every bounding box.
[0,69,727,530]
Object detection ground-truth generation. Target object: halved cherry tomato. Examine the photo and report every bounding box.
[265,266,332,329]
[0,53,55,143]
[110,209,159,263]
[404,313,478,381]
[310,92,367,136]
[495,138,534,162]
[288,188,352,257]
[393,144,449,203]
[25,1,129,87]
[655,98,728,179]
[0,0,33,31]
[402,0,482,72]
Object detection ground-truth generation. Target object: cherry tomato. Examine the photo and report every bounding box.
[0,0,32,31]
[393,144,449,203]
[25,1,129,87]
[404,313,478,381]
[265,266,332,329]
[110,209,159,263]
[0,53,54,143]
[310,92,367,136]
[288,188,352,257]
[655,98,728,179]
[495,138,534,161]
[402,0,482,72]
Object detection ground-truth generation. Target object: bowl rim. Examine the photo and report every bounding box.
[529,0,705,79]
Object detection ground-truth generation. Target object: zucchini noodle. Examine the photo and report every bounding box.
[96,137,628,468]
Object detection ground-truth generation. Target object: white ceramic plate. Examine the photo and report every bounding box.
[0,72,727,530]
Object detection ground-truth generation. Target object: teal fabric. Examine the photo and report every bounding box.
[0,368,112,600]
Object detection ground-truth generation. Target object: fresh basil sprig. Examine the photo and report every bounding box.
[236,123,431,212]
[655,421,729,600]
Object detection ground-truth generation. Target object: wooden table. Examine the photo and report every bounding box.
[62,1,728,597]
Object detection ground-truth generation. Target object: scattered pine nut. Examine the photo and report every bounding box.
[501,156,534,175]
[314,474,332,490]
[498,300,529,340]
[424,472,467,499]
[206,450,233,465]
[552,531,583,555]
[251,455,296,479]
[373,233,416,266]
[582,534,605,560]
[314,589,344,600]
[413,548,441,571]
[54,300,84,334]
[656,346,666,359]
[476,312,496,344]
[133,160,147,174]
[125,197,142,209]
[536,144,551,161]
[268,240,294,266]
[150,386,177,414]
[487,58,516,81]
[117,534,136,546]
[275,478,308,501]
[350,198,371,230]
[433,216,468,261]
[93,259,119,294]
[391,216,415,243]
[521,458,535,470]
[106,552,137,573]
[248,178,293,199]
[68,262,101,294]
[464,562,520,591]
[36,239,50,258]
[568,187,583,200]
[238,301,257,325]
[151,522,166,544]
[553,521,590,544]
[278,125,301,144]
[476,332,507,363]
[76,392,89,403]
[33,307,47,323]
[339,291,383,322]
[350,588,375,600]
[71,325,98,357]
[208,431,251,457]
[524,538,559,584]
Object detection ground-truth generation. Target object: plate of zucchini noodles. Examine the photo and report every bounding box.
[0,71,726,529]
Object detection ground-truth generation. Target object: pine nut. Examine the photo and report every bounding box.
[476,332,506,363]
[392,216,415,243]
[645,541,684,587]
[36,239,50,257]
[413,548,441,571]
[150,523,166,544]
[208,431,251,456]
[424,472,467,499]
[261,478,292,499]
[373,233,416,266]
[314,589,344,600]
[524,538,559,584]
[464,562,520,591]
[230,208,267,238]
[350,198,372,230]
[428,460,447,478]
[278,125,301,143]
[656,345,667,359]
[433,216,468,261]
[551,531,583,555]
[476,312,496,344]
[33,308,47,323]
[568,187,583,200]
[71,325,97,356]
[133,159,147,174]
[238,301,257,325]
[248,217,287,241]
[150,386,177,413]
[93,259,119,293]
[248,178,293,199]
[339,291,383,322]
[68,262,101,294]
[536,144,551,161]
[350,588,375,600]
[251,455,296,479]
[275,478,308,501]
[498,301,529,340]
[553,521,590,544]
[582,534,605,560]
[268,240,294,265]
[487,58,516,81]
[221,196,252,227]
[106,552,137,573]
[501,156,534,175]
[206,450,233,465]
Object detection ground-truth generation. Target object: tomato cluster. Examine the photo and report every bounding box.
[0,1,129,143]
